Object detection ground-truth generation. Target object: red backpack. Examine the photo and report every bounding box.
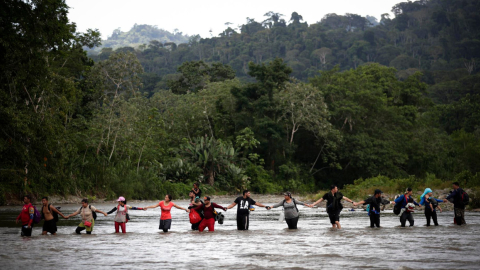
[189,209,202,224]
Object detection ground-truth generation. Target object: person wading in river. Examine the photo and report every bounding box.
[106,196,146,233]
[311,185,354,229]
[444,182,467,225]
[188,191,203,230]
[16,194,35,237]
[66,199,108,234]
[354,189,394,228]
[419,188,443,226]
[41,197,67,235]
[226,190,267,230]
[192,196,226,232]
[267,192,311,229]
[144,194,189,232]
[394,188,421,227]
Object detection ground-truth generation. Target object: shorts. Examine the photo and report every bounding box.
[159,219,172,230]
[42,219,57,234]
[78,219,95,232]
[328,210,341,224]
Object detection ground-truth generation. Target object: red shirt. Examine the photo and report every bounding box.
[193,203,225,220]
[17,203,34,226]
[159,201,174,220]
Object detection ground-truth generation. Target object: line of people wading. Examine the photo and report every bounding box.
[16,182,468,236]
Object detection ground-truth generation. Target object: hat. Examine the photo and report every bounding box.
[204,196,211,201]
[117,196,126,202]
[283,192,292,197]
[374,189,383,195]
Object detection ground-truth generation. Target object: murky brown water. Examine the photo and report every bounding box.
[1,198,479,269]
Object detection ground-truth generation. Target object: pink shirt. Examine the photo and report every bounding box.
[159,201,174,220]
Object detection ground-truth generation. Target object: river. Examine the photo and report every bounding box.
[1,197,479,269]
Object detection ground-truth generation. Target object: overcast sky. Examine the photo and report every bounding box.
[66,0,403,39]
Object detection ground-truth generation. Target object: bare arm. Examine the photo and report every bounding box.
[173,203,188,212]
[342,196,354,204]
[254,202,266,207]
[353,200,366,206]
[312,198,324,207]
[144,203,160,209]
[226,202,237,209]
[51,205,67,218]
[94,209,108,216]
[67,208,81,218]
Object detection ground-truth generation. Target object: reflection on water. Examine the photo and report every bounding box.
[1,199,479,269]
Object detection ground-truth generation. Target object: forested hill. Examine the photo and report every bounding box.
[91,0,480,98]
[87,24,189,54]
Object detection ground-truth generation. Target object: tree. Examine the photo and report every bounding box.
[167,61,235,94]
[312,47,332,66]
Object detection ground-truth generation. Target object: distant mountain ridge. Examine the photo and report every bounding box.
[88,24,189,54]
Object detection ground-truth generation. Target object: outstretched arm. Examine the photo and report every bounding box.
[353,200,366,207]
[106,207,118,215]
[226,202,237,210]
[212,203,227,211]
[95,209,108,217]
[312,198,324,207]
[51,205,67,219]
[128,206,146,210]
[173,203,189,212]
[254,202,266,207]
[342,196,354,204]
[144,203,160,209]
[66,208,81,218]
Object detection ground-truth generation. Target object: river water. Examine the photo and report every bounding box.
[1,197,479,269]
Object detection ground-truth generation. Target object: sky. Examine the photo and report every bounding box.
[66,0,403,39]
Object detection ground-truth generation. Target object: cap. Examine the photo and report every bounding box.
[283,192,292,197]
[204,196,211,201]
[374,189,383,195]
[117,196,126,202]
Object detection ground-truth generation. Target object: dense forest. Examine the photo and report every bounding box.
[1,0,479,204]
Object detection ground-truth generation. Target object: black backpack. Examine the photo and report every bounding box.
[41,204,62,222]
[428,197,439,208]
[79,205,97,220]
[393,196,406,215]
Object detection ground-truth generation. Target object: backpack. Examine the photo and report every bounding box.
[189,209,202,224]
[79,205,97,220]
[393,196,405,215]
[42,204,61,222]
[32,205,42,224]
[428,197,439,208]
[460,190,469,205]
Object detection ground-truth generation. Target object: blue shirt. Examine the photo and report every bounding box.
[419,196,443,211]
[394,195,420,209]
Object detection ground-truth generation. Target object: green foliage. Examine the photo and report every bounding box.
[180,136,238,185]
[161,158,203,183]
[167,61,235,94]
[342,174,452,200]
[2,0,480,200]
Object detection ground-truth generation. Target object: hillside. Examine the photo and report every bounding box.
[90,0,480,99]
[87,24,189,54]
